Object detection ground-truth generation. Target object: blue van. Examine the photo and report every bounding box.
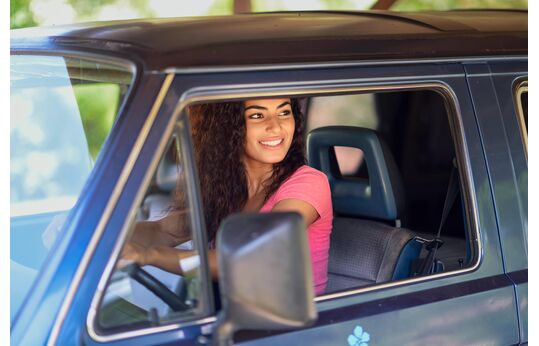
[10,10,527,345]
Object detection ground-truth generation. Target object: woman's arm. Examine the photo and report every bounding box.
[123,200,317,278]
[122,242,188,274]
[121,208,202,274]
[122,242,219,278]
[271,199,320,226]
[129,209,191,248]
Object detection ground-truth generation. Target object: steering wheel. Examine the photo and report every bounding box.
[121,263,191,312]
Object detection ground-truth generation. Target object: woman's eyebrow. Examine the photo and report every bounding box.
[277,101,292,108]
[244,101,291,112]
[244,105,267,112]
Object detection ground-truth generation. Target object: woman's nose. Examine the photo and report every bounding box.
[265,115,281,132]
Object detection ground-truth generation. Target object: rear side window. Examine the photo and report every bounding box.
[514,81,527,154]
[10,55,133,319]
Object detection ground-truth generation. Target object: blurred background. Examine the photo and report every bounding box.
[11,0,527,29]
[10,0,528,160]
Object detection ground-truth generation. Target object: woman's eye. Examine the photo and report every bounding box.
[279,110,292,116]
[248,113,263,119]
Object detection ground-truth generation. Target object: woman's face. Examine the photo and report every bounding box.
[242,98,296,166]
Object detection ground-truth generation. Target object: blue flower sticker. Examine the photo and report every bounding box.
[347,325,370,346]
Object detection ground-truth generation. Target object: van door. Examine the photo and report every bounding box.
[464,60,528,344]
[67,62,520,345]
[182,62,518,345]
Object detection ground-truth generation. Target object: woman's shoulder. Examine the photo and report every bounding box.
[281,165,330,190]
[274,165,332,219]
[290,165,329,181]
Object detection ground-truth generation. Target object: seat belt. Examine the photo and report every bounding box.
[414,159,460,276]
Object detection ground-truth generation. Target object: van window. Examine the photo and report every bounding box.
[514,81,528,153]
[10,55,133,319]
[95,89,476,336]
[95,134,207,334]
[520,91,528,131]
[308,89,473,294]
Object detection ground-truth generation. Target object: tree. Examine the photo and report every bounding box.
[10,0,37,29]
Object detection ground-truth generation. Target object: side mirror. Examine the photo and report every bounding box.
[214,212,317,345]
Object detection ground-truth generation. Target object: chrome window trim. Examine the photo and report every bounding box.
[88,315,217,343]
[10,50,137,76]
[174,82,482,303]
[47,73,174,346]
[313,83,481,302]
[513,79,528,159]
[87,110,215,342]
[161,55,527,75]
[86,80,482,342]
[86,79,217,342]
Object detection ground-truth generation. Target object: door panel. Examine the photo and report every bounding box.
[465,60,528,344]
[238,282,517,345]
[179,64,516,345]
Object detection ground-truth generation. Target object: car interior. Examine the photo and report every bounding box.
[98,89,473,330]
[306,90,471,293]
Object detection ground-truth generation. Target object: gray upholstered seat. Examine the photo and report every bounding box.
[308,126,422,293]
[326,218,419,292]
[140,140,181,221]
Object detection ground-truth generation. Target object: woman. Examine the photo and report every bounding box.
[124,98,332,295]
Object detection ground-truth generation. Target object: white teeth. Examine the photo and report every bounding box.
[260,139,283,146]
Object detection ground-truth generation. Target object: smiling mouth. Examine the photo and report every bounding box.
[259,138,284,147]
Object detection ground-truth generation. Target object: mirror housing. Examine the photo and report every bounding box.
[214,212,317,345]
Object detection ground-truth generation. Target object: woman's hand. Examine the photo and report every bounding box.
[120,243,192,276]
[130,210,192,248]
[159,210,192,244]
[121,241,150,266]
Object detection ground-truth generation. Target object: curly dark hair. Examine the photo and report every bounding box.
[188,98,306,242]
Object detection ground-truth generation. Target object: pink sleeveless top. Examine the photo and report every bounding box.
[260,165,333,295]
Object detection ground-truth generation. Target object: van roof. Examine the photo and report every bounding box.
[11,10,527,71]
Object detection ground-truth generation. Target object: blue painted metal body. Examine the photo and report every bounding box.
[464,61,528,344]
[10,12,527,346]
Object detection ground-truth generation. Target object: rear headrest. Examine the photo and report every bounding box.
[307,126,405,222]
[155,143,180,192]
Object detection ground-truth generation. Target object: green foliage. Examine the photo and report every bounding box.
[10,0,527,29]
[10,0,37,29]
[392,0,527,11]
[207,0,233,15]
[320,0,371,10]
[66,0,117,19]
[66,0,155,21]
[73,84,120,160]
[251,0,286,12]
[251,0,375,12]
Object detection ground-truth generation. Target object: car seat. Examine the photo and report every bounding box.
[308,126,423,293]
[140,142,180,221]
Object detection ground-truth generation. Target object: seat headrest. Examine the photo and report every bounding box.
[155,143,180,192]
[307,126,405,222]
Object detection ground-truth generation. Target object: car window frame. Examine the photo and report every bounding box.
[85,74,484,343]
[513,79,528,158]
[85,74,217,343]
[89,125,215,340]
[174,82,480,302]
[9,50,138,323]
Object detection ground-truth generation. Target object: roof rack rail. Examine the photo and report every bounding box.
[252,10,477,32]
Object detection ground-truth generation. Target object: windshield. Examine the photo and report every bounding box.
[10,55,133,321]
